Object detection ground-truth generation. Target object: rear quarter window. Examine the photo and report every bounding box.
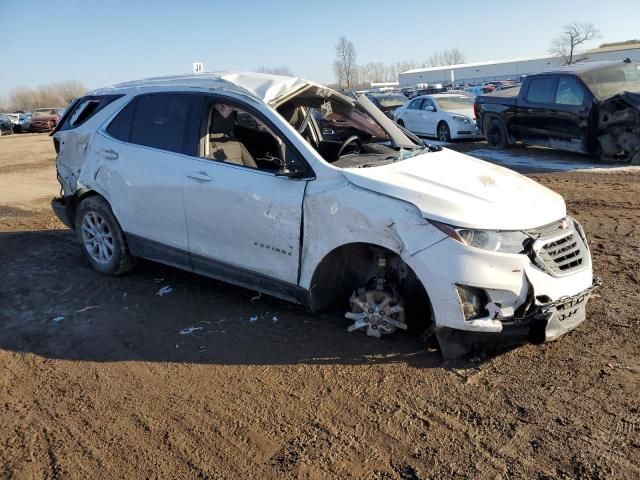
[57,94,123,131]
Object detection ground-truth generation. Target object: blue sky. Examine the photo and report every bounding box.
[1,0,639,96]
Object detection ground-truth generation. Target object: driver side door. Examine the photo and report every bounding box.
[181,95,311,298]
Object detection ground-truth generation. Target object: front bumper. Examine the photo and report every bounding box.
[405,234,596,355]
[433,278,600,357]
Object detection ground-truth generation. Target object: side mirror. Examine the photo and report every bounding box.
[275,168,306,179]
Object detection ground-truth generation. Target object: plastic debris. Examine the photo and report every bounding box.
[179,326,203,335]
[272,316,279,322]
[52,316,64,323]
[250,293,262,302]
[157,285,173,296]
[122,292,128,299]
[249,315,258,323]
[76,305,99,313]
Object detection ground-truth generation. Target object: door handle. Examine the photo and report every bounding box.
[187,171,212,182]
[98,148,118,160]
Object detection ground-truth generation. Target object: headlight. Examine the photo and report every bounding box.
[431,221,530,254]
[451,115,471,124]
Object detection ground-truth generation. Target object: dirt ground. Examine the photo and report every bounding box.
[1,133,638,479]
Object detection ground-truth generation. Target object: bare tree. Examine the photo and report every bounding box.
[333,36,357,89]
[8,81,87,112]
[550,23,601,64]
[56,80,87,105]
[256,65,294,76]
[426,49,466,67]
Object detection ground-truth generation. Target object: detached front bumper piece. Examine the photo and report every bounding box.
[435,277,602,358]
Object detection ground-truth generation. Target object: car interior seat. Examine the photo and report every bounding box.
[209,108,257,168]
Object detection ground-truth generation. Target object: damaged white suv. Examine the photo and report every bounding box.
[52,72,599,357]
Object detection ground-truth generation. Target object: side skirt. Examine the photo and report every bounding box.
[125,233,310,305]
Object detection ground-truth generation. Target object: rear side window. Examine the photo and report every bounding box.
[107,93,200,155]
[57,94,123,131]
[525,78,556,104]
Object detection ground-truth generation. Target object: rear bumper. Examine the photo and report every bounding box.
[51,197,73,229]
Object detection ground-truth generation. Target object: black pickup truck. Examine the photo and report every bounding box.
[475,60,640,163]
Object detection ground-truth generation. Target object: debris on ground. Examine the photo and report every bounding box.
[156,285,173,296]
[249,315,258,323]
[251,293,262,302]
[75,305,99,313]
[179,326,203,335]
[52,316,64,323]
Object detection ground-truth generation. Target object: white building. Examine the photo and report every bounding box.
[399,43,640,87]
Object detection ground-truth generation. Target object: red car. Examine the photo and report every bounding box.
[29,108,65,132]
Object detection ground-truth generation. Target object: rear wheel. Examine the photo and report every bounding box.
[437,122,451,142]
[75,196,134,275]
[485,117,509,148]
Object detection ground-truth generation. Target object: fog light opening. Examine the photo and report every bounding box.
[455,284,489,321]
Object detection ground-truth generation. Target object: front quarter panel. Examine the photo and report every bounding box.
[298,178,447,289]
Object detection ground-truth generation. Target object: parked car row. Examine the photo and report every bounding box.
[0,107,65,134]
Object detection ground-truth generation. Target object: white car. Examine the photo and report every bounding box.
[394,93,483,142]
[51,72,598,357]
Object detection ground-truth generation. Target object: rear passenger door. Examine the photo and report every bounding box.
[516,76,558,146]
[96,93,201,265]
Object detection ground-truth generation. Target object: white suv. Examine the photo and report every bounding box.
[51,72,598,357]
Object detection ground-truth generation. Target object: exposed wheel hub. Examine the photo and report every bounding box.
[346,289,407,338]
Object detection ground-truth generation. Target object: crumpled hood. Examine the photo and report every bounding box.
[342,148,566,230]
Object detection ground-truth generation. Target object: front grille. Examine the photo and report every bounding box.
[528,219,590,277]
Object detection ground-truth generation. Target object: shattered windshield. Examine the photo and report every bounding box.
[582,63,640,99]
[277,86,435,169]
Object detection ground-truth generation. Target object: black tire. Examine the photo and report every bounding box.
[396,118,405,127]
[75,195,135,275]
[437,121,451,142]
[484,117,509,149]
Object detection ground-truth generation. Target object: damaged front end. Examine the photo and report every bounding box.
[597,91,640,164]
[435,277,601,358]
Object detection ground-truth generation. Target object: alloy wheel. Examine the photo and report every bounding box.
[81,211,114,264]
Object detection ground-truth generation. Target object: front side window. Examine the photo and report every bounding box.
[202,101,293,172]
[421,99,435,111]
[525,78,556,104]
[555,77,585,106]
[408,99,423,110]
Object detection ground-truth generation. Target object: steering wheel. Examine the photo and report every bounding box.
[336,135,362,158]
